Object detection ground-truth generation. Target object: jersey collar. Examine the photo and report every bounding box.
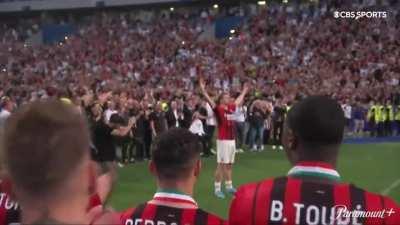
[288,161,341,182]
[150,189,198,209]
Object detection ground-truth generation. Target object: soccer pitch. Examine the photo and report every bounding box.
[109,143,400,218]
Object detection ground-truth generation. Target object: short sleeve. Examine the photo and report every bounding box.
[382,196,400,225]
[229,184,257,225]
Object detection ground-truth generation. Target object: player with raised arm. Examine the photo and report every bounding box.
[229,96,400,225]
[120,128,226,225]
[199,76,250,199]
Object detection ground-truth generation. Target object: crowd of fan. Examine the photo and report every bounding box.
[1,1,400,164]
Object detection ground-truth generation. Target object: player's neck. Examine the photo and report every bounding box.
[297,147,338,168]
[21,195,88,225]
[157,180,194,197]
[295,158,337,169]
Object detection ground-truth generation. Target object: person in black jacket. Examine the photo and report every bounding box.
[118,103,136,165]
[165,100,184,129]
[271,99,287,150]
[134,100,153,161]
[90,103,135,166]
[150,102,168,137]
[182,97,196,129]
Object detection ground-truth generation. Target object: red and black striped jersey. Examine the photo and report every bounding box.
[121,203,226,225]
[0,180,20,225]
[229,177,400,225]
[120,191,227,225]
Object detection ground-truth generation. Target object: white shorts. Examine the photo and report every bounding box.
[216,140,236,164]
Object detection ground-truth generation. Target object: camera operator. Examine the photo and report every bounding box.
[115,101,136,166]
[134,100,153,161]
[150,102,168,138]
[271,99,287,150]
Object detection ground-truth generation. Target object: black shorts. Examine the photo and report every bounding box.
[346,118,351,126]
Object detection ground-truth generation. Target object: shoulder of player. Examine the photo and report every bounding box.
[355,185,400,222]
[119,207,137,223]
[348,183,400,207]
[215,104,224,111]
[119,203,147,221]
[235,177,281,200]
[214,106,225,117]
[235,182,259,200]
[120,207,135,216]
[365,189,400,206]
[0,179,14,200]
[196,208,227,224]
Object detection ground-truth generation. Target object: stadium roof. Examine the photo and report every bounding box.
[0,0,199,13]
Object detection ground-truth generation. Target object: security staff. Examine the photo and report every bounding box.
[385,102,394,136]
[395,105,400,135]
[376,103,385,137]
[367,102,377,137]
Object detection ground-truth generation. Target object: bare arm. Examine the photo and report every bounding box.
[111,127,131,137]
[198,114,207,120]
[234,83,250,106]
[265,101,274,114]
[95,167,116,203]
[249,100,258,113]
[199,75,216,109]
[111,118,135,136]
[150,120,157,136]
[98,91,112,105]
[164,117,168,131]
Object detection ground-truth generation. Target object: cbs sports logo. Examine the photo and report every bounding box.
[334,11,387,20]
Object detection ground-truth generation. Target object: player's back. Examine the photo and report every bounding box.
[121,202,226,225]
[229,176,400,225]
[0,180,20,225]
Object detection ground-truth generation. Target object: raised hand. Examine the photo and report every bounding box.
[98,91,112,104]
[264,101,273,113]
[243,82,251,92]
[199,74,206,91]
[128,117,136,126]
[198,74,216,108]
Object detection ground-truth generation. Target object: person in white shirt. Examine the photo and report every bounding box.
[189,112,205,137]
[204,101,216,155]
[166,100,184,129]
[104,101,118,123]
[234,105,247,153]
[0,97,14,131]
[189,112,207,157]
[342,101,352,134]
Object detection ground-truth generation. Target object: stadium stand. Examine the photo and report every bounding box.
[0,1,400,224]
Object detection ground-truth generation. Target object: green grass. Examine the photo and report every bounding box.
[109,143,400,219]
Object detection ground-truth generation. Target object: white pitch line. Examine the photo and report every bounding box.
[381,179,400,195]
